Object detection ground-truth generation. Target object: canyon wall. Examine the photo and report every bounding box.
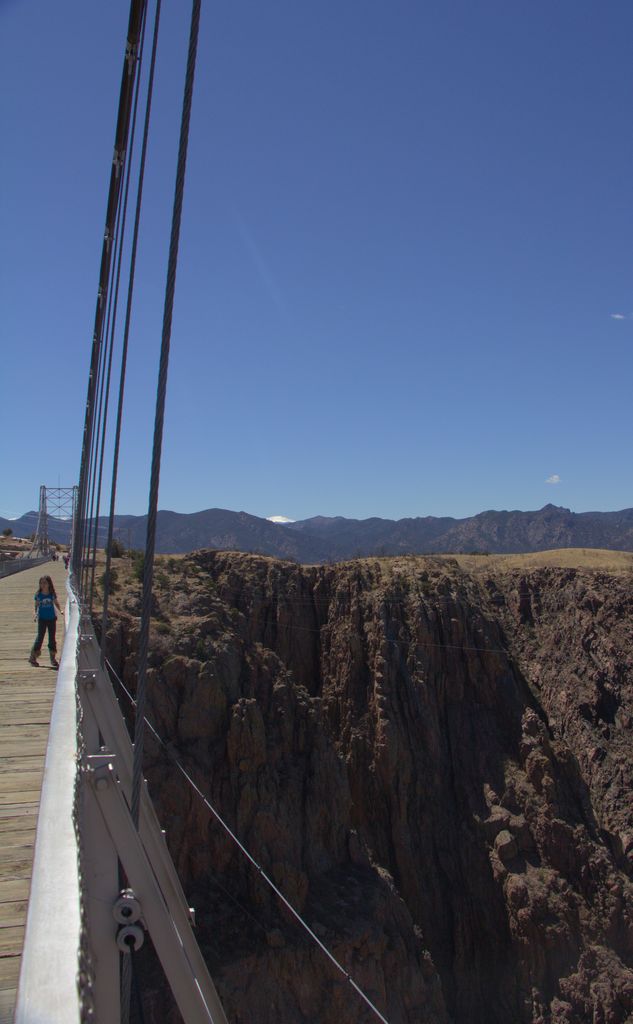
[105,552,633,1024]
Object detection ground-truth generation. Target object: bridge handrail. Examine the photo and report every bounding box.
[0,555,52,579]
[15,577,82,1024]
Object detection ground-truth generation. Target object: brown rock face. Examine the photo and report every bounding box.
[107,553,633,1024]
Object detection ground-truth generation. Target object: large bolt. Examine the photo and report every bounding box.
[113,890,142,925]
[116,925,144,954]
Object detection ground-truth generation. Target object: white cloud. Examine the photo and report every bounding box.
[267,515,295,524]
[610,313,626,320]
[545,474,561,485]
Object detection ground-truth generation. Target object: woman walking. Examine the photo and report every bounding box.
[29,575,63,668]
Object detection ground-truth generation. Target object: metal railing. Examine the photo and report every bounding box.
[0,555,52,579]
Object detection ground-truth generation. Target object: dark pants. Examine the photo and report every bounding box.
[33,618,57,653]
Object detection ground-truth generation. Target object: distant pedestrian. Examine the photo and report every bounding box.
[29,575,63,668]
[63,553,69,570]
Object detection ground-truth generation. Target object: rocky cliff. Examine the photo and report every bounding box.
[104,552,633,1024]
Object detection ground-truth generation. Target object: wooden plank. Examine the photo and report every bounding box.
[0,815,39,835]
[0,926,24,957]
[0,734,53,753]
[0,699,54,710]
[0,952,20,986]
[0,800,39,816]
[0,793,40,810]
[0,708,55,728]
[0,901,27,929]
[0,833,34,855]
[0,726,53,740]
[0,848,33,873]
[0,847,33,873]
[0,881,29,904]
[0,987,18,1024]
[0,758,46,775]
[0,773,42,797]
[0,738,52,759]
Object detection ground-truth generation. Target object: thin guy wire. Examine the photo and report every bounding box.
[225,615,510,656]
[183,582,512,656]
[101,0,163,668]
[107,661,392,1024]
[131,0,202,830]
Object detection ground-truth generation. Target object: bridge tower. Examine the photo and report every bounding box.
[30,485,78,556]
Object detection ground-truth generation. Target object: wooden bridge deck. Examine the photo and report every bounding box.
[0,561,67,1024]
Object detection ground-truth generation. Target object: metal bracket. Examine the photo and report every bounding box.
[113,889,142,926]
[86,764,227,1024]
[80,662,196,928]
[125,41,138,75]
[77,634,226,1021]
[78,669,97,691]
[112,147,125,178]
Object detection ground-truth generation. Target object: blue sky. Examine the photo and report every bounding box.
[1,0,632,522]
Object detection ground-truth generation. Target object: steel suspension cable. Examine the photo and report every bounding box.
[84,97,138,602]
[82,288,117,600]
[89,2,152,616]
[85,296,116,602]
[73,0,147,584]
[83,163,128,601]
[84,189,124,601]
[101,0,163,668]
[81,309,107,597]
[80,7,153,1010]
[131,0,202,830]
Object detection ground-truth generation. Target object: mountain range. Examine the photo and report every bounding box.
[3,503,633,561]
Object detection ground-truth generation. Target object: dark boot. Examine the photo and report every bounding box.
[49,650,59,669]
[29,647,40,666]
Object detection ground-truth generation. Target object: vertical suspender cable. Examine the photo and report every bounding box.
[85,229,119,599]
[83,189,123,600]
[87,229,123,610]
[73,0,147,586]
[81,308,108,596]
[88,0,153,615]
[101,0,163,666]
[131,0,202,829]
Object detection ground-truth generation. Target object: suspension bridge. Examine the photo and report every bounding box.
[0,3,392,1022]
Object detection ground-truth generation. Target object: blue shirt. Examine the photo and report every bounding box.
[34,592,56,620]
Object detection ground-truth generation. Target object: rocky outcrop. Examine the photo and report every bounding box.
[106,552,633,1024]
